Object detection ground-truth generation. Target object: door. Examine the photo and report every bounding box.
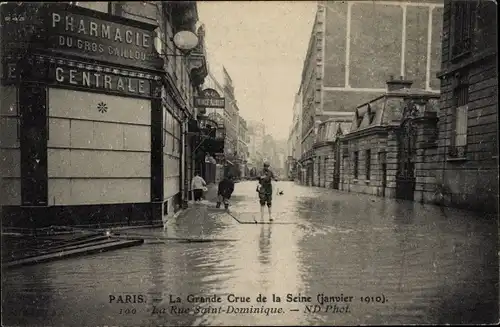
[395,119,416,200]
[333,142,341,189]
[381,163,387,197]
[379,151,387,197]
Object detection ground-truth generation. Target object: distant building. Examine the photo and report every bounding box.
[297,0,443,186]
[287,90,303,180]
[222,67,238,158]
[237,115,249,177]
[247,120,266,171]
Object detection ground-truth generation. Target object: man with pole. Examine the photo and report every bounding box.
[256,162,278,222]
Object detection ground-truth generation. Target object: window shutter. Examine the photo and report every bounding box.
[456,105,468,147]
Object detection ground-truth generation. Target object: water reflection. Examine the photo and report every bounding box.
[147,246,167,326]
[2,264,54,326]
[258,224,272,266]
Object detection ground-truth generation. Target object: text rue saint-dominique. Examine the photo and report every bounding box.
[52,12,151,61]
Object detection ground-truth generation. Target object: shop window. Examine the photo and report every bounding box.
[353,151,359,179]
[365,149,371,180]
[451,1,477,60]
[449,73,469,158]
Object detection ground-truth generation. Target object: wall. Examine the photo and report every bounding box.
[0,86,21,205]
[47,88,151,206]
[435,0,498,212]
[314,144,335,188]
[322,0,442,113]
[340,133,397,197]
[120,1,195,114]
[163,109,181,202]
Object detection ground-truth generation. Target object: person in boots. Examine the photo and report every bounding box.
[216,174,235,209]
[257,162,277,222]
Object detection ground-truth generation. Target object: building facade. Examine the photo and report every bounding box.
[204,69,227,183]
[237,115,248,177]
[222,67,238,158]
[0,1,207,228]
[340,78,440,199]
[247,120,265,175]
[297,0,444,186]
[434,0,498,213]
[288,91,303,180]
[312,118,352,188]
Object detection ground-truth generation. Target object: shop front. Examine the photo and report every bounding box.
[0,4,168,228]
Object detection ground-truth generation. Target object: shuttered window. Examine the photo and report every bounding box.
[451,1,477,59]
[453,81,469,147]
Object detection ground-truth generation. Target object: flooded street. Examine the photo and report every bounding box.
[2,181,498,326]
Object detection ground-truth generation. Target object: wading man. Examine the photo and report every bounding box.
[256,162,277,222]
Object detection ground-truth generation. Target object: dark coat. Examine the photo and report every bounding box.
[218,178,235,198]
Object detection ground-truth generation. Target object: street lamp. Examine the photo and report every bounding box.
[154,28,199,57]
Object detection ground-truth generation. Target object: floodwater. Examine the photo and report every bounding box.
[2,181,498,326]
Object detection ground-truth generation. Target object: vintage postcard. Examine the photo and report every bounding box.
[1,1,498,326]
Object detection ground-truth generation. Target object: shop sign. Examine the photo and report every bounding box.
[1,60,153,97]
[194,88,225,108]
[1,3,163,71]
[49,65,152,97]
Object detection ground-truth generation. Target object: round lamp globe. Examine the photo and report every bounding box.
[173,30,199,51]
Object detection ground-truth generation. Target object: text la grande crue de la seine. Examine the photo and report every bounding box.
[109,293,354,306]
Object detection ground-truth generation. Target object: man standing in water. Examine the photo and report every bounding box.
[256,162,277,222]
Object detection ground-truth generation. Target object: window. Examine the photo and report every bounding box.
[450,73,469,157]
[367,104,375,124]
[164,108,181,158]
[365,149,371,180]
[353,151,359,179]
[355,110,362,127]
[451,1,477,59]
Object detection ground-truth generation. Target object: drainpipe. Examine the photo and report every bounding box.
[181,118,188,208]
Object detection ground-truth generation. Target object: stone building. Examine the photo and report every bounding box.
[434,0,498,213]
[340,78,440,199]
[286,90,302,180]
[222,67,238,158]
[312,118,352,189]
[237,115,249,178]
[0,2,207,228]
[298,0,443,182]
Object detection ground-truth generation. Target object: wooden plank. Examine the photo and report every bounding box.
[4,239,145,269]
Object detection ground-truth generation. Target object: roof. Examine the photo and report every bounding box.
[348,88,440,134]
[315,118,354,143]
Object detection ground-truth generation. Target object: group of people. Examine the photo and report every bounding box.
[190,162,278,221]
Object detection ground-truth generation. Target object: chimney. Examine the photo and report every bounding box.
[386,75,413,91]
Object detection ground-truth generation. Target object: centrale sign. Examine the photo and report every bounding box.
[51,66,151,97]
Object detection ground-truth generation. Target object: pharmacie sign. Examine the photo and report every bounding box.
[47,7,162,70]
[1,3,162,71]
[194,88,225,108]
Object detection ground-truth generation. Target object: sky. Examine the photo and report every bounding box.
[197,1,317,141]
